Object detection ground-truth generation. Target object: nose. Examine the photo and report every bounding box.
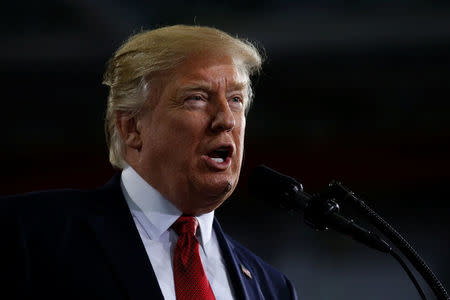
[211,99,235,133]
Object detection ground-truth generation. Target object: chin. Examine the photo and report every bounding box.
[183,184,231,215]
[195,174,237,200]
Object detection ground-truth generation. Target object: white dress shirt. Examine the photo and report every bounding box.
[120,166,235,300]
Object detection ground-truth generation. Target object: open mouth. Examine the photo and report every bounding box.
[207,146,232,163]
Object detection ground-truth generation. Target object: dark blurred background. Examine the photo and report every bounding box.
[2,1,450,299]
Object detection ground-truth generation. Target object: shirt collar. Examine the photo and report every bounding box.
[120,165,214,247]
[196,210,214,247]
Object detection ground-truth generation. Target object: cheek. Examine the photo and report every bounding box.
[176,115,207,140]
[235,118,246,157]
[237,117,246,142]
[144,117,188,158]
[165,115,208,156]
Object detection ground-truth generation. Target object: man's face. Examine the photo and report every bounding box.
[134,54,248,215]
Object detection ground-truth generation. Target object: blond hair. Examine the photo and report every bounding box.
[103,25,263,169]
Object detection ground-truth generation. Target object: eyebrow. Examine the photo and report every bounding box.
[177,80,248,95]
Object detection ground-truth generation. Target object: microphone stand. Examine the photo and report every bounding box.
[327,181,450,300]
[300,189,426,299]
[248,164,448,299]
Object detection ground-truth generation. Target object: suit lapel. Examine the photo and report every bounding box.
[213,219,263,300]
[88,175,164,300]
[87,175,264,300]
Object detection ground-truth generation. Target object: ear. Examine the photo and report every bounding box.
[115,111,143,150]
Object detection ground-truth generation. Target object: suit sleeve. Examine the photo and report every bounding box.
[285,275,299,300]
[0,199,32,299]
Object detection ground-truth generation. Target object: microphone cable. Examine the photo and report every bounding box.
[390,250,427,300]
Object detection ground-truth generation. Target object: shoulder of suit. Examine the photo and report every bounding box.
[0,173,122,214]
[0,185,109,217]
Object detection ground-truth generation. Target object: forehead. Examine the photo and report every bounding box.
[169,54,249,91]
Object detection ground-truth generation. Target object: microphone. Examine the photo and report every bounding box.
[248,163,309,212]
[249,165,392,253]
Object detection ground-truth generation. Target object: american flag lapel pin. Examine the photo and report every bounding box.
[240,264,252,279]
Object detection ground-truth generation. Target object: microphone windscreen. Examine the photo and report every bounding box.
[249,165,305,211]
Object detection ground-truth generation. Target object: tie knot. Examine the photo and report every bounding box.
[172,216,198,236]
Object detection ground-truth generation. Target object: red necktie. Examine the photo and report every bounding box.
[172,216,216,300]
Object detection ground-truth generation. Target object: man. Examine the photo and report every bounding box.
[1,25,297,299]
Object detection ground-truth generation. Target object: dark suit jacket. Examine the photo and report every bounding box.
[1,174,297,300]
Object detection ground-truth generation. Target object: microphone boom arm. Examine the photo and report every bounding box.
[329,181,450,300]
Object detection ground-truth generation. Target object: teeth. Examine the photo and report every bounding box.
[211,157,224,163]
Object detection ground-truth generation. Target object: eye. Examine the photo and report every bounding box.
[229,96,244,110]
[184,93,207,103]
[187,95,204,101]
[184,93,208,109]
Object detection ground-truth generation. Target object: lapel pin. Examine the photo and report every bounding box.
[240,264,252,279]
